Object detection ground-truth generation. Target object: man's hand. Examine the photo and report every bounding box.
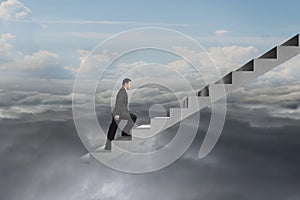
[114,115,120,121]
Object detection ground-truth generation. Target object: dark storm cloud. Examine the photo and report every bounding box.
[1,78,300,199]
[282,103,298,110]
[111,108,300,200]
[0,77,75,94]
[224,80,300,127]
[0,104,159,200]
[0,89,72,107]
[0,118,85,200]
[1,103,300,200]
[0,88,74,121]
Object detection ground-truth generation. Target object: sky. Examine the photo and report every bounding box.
[0,0,300,199]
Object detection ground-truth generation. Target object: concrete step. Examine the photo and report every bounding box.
[187,96,211,110]
[207,84,235,101]
[169,108,191,118]
[254,46,300,75]
[232,70,257,87]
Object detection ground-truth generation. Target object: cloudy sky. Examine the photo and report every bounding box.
[1,0,300,199]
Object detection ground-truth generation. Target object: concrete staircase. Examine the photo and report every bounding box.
[81,34,300,163]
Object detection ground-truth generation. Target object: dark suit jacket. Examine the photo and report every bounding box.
[112,87,130,119]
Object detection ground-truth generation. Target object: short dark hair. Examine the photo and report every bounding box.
[122,78,131,86]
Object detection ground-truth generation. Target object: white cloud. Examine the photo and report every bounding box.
[32,18,189,27]
[207,45,259,72]
[64,65,78,74]
[196,35,284,46]
[0,50,74,78]
[60,31,113,39]
[116,61,148,69]
[115,60,193,81]
[0,33,75,78]
[15,50,59,69]
[41,24,48,29]
[76,48,119,79]
[0,0,31,21]
[215,29,232,36]
[172,45,259,81]
[75,44,261,103]
[0,33,22,61]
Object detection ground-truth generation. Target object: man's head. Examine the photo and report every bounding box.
[122,78,131,90]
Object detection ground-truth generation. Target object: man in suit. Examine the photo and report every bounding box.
[105,78,137,150]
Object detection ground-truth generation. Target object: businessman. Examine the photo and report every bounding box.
[105,78,137,150]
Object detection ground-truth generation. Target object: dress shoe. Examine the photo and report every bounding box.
[121,132,132,137]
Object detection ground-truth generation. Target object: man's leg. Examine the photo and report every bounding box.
[105,115,119,150]
[121,113,137,136]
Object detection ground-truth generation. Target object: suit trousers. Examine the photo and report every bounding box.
[107,112,137,141]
